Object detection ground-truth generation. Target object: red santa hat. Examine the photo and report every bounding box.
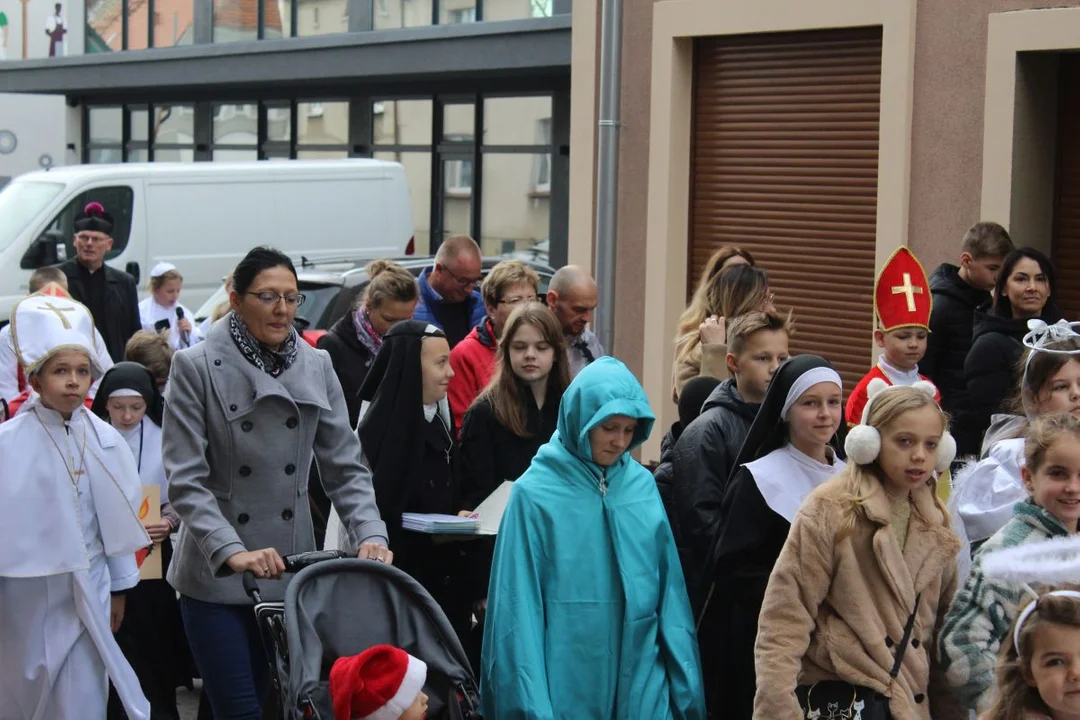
[329,645,427,720]
[873,246,932,332]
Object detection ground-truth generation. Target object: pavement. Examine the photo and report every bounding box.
[177,682,201,719]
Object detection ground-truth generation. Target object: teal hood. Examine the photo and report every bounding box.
[556,356,655,463]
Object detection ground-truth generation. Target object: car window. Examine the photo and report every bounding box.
[45,185,135,263]
[297,282,343,329]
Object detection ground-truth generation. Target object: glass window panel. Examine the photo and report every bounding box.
[127,148,150,163]
[297,101,348,146]
[86,0,122,52]
[276,0,293,36]
[482,96,552,146]
[440,3,475,24]
[213,0,257,42]
[89,147,122,164]
[375,151,431,255]
[483,0,550,21]
[297,149,348,159]
[213,148,259,161]
[153,147,195,162]
[265,105,291,142]
[442,103,473,141]
[373,100,432,147]
[441,156,471,242]
[263,0,287,37]
[89,107,123,144]
[295,0,346,36]
[126,0,150,50]
[372,0,433,30]
[153,0,196,46]
[480,153,550,256]
[129,106,150,142]
[151,105,194,146]
[213,104,258,145]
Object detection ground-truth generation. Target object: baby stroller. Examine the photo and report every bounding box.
[244,551,482,720]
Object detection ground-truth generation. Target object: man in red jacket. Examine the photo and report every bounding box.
[447,261,540,432]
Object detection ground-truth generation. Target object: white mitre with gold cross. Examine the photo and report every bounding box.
[9,292,105,378]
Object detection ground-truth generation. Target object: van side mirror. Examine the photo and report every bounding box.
[20,230,67,269]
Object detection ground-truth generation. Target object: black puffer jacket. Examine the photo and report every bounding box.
[653,425,682,560]
[669,378,760,612]
[965,302,1062,443]
[924,264,991,457]
[316,314,376,429]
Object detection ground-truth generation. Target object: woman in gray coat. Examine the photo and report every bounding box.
[162,246,390,719]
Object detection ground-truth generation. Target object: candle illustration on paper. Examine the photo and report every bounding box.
[136,485,163,580]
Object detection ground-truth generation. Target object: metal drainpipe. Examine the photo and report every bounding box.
[592,0,622,355]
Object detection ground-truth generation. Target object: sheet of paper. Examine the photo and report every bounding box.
[136,485,163,581]
[472,480,514,536]
[402,513,480,535]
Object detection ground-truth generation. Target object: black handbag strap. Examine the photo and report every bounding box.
[889,593,921,679]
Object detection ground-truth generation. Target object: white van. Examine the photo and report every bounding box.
[0,159,415,323]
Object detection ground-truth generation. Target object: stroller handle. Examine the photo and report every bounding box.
[243,550,350,602]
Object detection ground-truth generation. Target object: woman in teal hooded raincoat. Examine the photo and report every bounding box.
[480,356,705,719]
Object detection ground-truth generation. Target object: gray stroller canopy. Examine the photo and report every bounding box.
[283,558,477,716]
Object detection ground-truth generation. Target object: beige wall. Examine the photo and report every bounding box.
[907,0,1080,271]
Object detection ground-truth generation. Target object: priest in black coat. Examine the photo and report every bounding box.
[58,202,141,363]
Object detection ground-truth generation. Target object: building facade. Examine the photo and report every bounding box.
[0,0,570,260]
[569,0,1080,461]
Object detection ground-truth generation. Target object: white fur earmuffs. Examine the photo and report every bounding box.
[843,378,956,473]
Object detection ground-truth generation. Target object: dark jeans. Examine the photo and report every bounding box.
[180,596,269,720]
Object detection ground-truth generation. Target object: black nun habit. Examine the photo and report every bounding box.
[697,355,847,719]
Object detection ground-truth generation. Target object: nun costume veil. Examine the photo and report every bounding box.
[733,354,846,470]
[355,319,471,639]
[91,362,164,427]
[696,354,846,719]
[357,320,452,544]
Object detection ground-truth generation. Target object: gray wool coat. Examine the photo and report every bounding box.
[162,316,388,605]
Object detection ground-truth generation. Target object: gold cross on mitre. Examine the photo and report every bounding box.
[41,301,77,329]
[891,273,923,313]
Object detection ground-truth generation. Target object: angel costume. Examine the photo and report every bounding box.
[0,293,150,720]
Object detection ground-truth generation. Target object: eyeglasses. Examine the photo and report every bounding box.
[76,233,110,245]
[499,295,540,307]
[442,264,483,289]
[245,291,306,308]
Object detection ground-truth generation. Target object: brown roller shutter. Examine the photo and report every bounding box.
[1053,54,1080,321]
[689,27,882,392]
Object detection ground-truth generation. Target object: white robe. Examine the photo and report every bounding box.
[0,400,151,720]
[120,418,166,493]
[138,297,203,351]
[0,324,114,404]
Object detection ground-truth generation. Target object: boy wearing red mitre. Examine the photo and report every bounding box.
[845,246,941,427]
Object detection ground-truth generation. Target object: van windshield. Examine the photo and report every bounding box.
[0,181,65,253]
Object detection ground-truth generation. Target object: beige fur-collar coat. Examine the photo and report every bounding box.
[753,475,965,720]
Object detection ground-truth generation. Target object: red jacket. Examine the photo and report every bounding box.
[845,364,941,427]
[448,318,497,434]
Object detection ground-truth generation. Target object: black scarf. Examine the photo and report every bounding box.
[358,320,451,543]
[91,361,164,426]
[228,312,299,378]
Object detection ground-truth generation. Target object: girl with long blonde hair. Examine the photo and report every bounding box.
[671,260,771,402]
[753,384,963,720]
